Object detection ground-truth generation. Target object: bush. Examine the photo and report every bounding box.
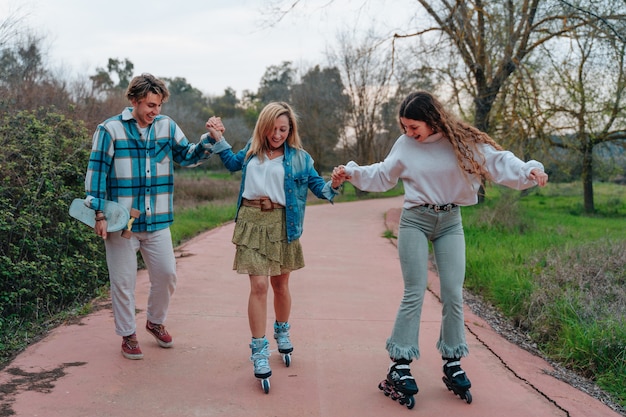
[0,108,109,364]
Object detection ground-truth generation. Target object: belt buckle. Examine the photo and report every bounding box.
[260,198,273,212]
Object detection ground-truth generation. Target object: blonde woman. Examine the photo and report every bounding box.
[333,91,548,408]
[205,102,342,393]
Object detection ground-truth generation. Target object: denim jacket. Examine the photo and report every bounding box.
[210,138,338,242]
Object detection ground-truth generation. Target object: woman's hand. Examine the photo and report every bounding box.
[529,169,548,187]
[331,165,351,188]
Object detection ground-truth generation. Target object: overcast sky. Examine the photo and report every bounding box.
[1,0,416,97]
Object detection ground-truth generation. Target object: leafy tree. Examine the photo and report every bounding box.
[90,57,134,93]
[0,33,72,114]
[257,61,294,104]
[162,76,211,142]
[209,87,243,119]
[291,65,350,172]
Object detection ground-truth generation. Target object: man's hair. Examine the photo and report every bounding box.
[126,73,170,102]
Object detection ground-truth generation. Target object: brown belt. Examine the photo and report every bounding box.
[242,197,284,211]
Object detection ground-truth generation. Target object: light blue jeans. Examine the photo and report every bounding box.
[386,205,469,361]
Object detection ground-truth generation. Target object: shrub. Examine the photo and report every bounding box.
[0,108,108,364]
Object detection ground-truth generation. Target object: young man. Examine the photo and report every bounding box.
[85,73,215,359]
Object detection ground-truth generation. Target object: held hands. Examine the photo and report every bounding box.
[529,169,549,187]
[331,165,351,189]
[205,116,225,140]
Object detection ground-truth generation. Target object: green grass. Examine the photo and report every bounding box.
[461,183,626,407]
[172,202,237,246]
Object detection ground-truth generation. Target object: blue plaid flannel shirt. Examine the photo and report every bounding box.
[85,107,213,232]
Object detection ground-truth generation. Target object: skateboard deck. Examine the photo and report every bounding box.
[69,199,139,238]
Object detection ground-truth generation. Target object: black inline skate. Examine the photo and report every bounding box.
[442,357,472,403]
[378,358,419,409]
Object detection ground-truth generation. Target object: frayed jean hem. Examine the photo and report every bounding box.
[386,339,420,361]
[437,340,469,359]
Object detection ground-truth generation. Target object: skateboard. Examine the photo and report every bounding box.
[69,198,140,238]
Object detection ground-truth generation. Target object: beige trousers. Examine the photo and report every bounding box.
[104,228,176,337]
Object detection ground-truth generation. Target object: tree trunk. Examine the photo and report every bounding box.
[474,94,493,203]
[581,144,595,214]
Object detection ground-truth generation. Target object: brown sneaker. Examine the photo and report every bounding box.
[146,321,173,348]
[121,333,143,360]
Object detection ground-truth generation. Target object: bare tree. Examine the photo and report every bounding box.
[396,1,600,133]
[542,23,625,212]
[330,30,395,166]
[493,1,626,212]
[270,1,606,134]
[0,8,23,49]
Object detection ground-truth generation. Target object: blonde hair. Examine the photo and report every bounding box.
[399,91,503,181]
[246,102,303,160]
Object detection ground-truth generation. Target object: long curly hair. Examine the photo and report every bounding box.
[398,91,503,181]
[246,102,303,161]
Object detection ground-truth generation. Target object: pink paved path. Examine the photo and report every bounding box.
[0,197,621,416]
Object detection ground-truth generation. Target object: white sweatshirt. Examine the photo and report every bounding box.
[344,133,544,208]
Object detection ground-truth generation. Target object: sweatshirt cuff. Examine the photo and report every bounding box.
[522,161,544,179]
[344,161,359,177]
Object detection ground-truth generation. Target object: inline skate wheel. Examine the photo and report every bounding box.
[282,353,291,367]
[378,381,389,395]
[405,395,415,409]
[463,390,472,404]
[261,378,270,394]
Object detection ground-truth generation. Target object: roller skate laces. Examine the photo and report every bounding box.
[145,320,173,348]
[378,358,418,409]
[442,358,472,403]
[273,321,293,367]
[121,333,143,360]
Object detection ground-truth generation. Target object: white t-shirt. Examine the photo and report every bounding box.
[242,155,287,206]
